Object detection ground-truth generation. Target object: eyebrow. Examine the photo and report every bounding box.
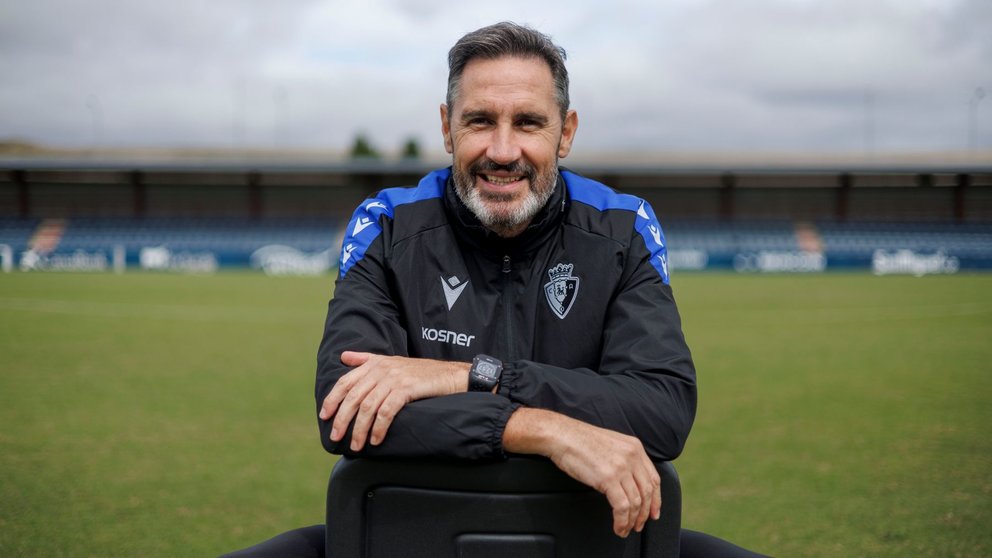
[459,109,550,126]
[460,109,495,123]
[515,112,549,126]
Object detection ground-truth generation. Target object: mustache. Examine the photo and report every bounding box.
[469,159,536,181]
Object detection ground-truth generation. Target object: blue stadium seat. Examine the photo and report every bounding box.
[664,219,798,257]
[55,216,337,255]
[0,217,40,251]
[816,221,992,259]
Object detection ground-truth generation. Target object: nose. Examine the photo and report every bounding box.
[485,124,521,164]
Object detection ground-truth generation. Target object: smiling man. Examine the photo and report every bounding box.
[443,54,577,238]
[224,22,767,558]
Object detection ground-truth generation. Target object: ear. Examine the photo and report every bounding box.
[557,109,578,158]
[440,104,453,154]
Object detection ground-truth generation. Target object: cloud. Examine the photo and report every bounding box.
[0,0,988,153]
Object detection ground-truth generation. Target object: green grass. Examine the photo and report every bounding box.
[676,275,992,557]
[1,272,990,557]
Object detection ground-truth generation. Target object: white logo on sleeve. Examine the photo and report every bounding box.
[637,201,649,220]
[647,224,663,247]
[440,275,469,310]
[341,243,356,266]
[353,216,374,235]
[365,201,387,211]
[544,263,580,319]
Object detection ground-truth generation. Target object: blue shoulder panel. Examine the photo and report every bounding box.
[338,168,449,278]
[562,170,670,284]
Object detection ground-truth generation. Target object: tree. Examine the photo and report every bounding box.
[350,133,380,159]
[401,137,421,159]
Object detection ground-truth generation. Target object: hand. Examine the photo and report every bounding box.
[503,408,661,538]
[319,351,469,451]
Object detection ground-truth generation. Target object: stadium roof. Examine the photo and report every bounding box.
[1,145,990,175]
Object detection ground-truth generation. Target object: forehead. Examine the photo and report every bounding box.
[454,55,558,115]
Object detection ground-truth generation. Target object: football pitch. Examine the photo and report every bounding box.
[1,271,989,557]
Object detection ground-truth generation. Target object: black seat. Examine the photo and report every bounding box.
[326,456,681,557]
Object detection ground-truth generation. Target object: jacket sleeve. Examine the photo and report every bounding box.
[497,236,697,462]
[315,224,520,460]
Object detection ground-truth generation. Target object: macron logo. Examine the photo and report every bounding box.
[637,201,649,220]
[440,275,469,310]
[647,224,663,247]
[341,243,357,266]
[353,216,373,235]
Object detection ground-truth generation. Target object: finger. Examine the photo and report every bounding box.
[340,351,372,367]
[369,391,404,446]
[330,377,376,443]
[619,475,642,537]
[349,384,390,451]
[631,462,654,532]
[604,483,632,538]
[320,368,363,421]
[651,471,662,521]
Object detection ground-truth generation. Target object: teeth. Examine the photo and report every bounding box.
[483,175,521,185]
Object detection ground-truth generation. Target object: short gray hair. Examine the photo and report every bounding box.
[446,22,570,121]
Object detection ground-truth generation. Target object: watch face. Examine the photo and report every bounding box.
[475,360,499,379]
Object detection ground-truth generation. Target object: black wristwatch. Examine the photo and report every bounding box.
[468,354,502,392]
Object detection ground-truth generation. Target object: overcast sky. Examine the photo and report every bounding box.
[1,0,989,156]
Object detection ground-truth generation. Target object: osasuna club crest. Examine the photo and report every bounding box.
[544,263,580,319]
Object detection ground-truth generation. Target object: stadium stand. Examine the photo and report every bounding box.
[1,162,989,273]
[816,221,992,260]
[0,216,39,250]
[57,217,336,254]
[664,220,800,254]
[1,216,338,273]
[3,215,991,273]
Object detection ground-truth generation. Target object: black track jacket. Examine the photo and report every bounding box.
[316,167,696,461]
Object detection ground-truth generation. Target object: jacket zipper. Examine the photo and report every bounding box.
[501,255,515,360]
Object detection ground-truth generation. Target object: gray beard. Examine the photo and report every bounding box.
[452,164,558,237]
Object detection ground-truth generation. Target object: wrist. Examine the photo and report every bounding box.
[502,407,563,457]
[450,361,471,394]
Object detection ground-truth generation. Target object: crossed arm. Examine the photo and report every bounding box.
[318,221,695,537]
[318,350,661,538]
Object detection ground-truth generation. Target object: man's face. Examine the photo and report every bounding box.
[441,56,578,237]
